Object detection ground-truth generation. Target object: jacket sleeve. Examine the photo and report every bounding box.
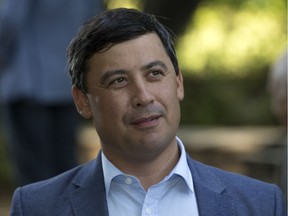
[10,187,24,216]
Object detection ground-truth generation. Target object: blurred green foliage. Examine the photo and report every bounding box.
[106,0,143,9]
[180,71,278,125]
[177,0,286,125]
[177,0,286,76]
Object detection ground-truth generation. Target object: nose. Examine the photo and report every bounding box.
[131,80,155,108]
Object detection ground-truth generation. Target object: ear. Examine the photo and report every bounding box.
[176,70,184,101]
[72,86,92,119]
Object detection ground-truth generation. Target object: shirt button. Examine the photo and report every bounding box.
[125,177,132,185]
[145,208,152,215]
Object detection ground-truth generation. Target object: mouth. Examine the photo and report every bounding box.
[131,115,161,128]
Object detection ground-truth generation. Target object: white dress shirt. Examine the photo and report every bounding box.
[102,137,199,216]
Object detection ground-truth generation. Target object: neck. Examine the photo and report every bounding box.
[109,142,180,191]
[137,148,180,190]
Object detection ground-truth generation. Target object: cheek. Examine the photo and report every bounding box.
[155,87,180,114]
[92,94,127,120]
[160,81,181,102]
[88,96,103,123]
[89,95,114,121]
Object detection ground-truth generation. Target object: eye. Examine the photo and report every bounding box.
[108,77,128,88]
[151,70,162,76]
[147,69,164,80]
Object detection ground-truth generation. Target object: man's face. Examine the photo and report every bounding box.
[73,33,184,163]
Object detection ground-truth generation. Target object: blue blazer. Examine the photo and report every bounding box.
[10,152,286,216]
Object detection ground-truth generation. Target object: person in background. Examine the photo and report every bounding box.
[267,49,287,206]
[0,0,104,186]
[10,8,286,215]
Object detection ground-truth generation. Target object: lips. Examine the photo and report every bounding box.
[132,115,161,124]
[130,114,162,128]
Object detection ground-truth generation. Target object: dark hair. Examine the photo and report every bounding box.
[67,8,179,92]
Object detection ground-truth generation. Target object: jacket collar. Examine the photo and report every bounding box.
[68,152,234,216]
[69,153,109,216]
[187,156,235,216]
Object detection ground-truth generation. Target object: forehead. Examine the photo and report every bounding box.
[87,33,171,71]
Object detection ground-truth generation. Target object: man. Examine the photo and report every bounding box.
[10,8,286,216]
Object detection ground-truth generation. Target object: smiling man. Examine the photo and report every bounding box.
[10,8,286,216]
[74,33,184,189]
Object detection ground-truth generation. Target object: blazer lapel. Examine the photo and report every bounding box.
[69,153,109,216]
[194,182,235,216]
[67,151,235,216]
[187,156,235,216]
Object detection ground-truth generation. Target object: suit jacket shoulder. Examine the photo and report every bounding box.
[187,156,286,216]
[10,154,109,216]
[10,152,286,216]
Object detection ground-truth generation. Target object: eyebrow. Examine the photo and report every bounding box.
[100,60,168,84]
[141,60,168,71]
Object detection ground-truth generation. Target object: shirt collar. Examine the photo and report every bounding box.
[101,136,194,195]
[101,151,123,197]
[168,136,194,193]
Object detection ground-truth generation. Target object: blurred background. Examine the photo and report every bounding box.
[0,0,287,214]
